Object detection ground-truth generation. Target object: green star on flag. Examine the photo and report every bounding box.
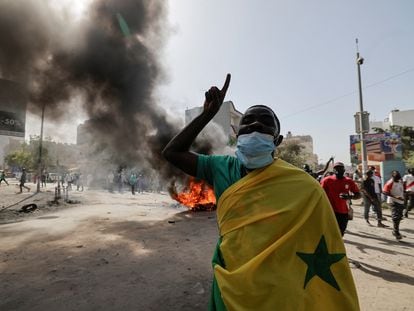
[296,235,345,291]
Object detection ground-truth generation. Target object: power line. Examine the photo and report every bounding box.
[282,67,414,118]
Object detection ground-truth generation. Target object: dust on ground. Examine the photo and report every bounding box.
[0,179,413,311]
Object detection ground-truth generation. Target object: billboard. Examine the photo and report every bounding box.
[350,133,402,164]
[0,79,27,137]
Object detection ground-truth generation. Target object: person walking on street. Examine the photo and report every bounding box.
[162,74,359,310]
[402,168,414,218]
[41,172,47,188]
[361,170,387,227]
[383,170,405,240]
[321,162,361,236]
[369,166,383,215]
[76,173,84,191]
[19,168,30,193]
[129,173,137,195]
[0,170,9,186]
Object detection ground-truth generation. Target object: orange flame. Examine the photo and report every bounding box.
[170,178,216,210]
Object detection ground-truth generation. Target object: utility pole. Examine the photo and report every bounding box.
[355,38,368,174]
[36,103,45,193]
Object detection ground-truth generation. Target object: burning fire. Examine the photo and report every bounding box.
[169,178,216,211]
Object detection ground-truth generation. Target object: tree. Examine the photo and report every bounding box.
[28,137,52,171]
[276,140,308,168]
[4,146,34,170]
[4,138,52,172]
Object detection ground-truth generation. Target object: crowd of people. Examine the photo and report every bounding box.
[161,74,414,310]
[1,166,166,196]
[310,163,412,241]
[106,169,163,195]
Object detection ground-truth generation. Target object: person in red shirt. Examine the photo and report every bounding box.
[321,162,361,236]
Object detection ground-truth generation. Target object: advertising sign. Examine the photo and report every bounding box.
[350,133,402,164]
[0,110,25,137]
[0,78,27,137]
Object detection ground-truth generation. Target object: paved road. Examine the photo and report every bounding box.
[0,185,413,310]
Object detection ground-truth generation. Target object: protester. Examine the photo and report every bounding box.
[352,169,362,187]
[41,172,47,188]
[0,170,9,186]
[137,174,144,193]
[383,170,405,240]
[107,172,114,192]
[320,162,361,236]
[76,173,84,191]
[129,173,137,195]
[19,168,30,193]
[65,174,73,190]
[360,170,387,227]
[369,165,384,218]
[116,169,123,193]
[162,74,359,310]
[303,156,334,179]
[402,168,414,218]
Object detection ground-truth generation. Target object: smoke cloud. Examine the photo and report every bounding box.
[0,0,190,181]
[0,0,231,188]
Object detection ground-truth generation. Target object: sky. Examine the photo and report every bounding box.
[26,0,414,165]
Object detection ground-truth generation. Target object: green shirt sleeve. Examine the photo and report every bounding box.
[196,154,242,200]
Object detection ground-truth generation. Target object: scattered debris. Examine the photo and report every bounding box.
[100,258,109,264]
[192,282,205,295]
[66,199,81,204]
[19,204,38,213]
[48,200,60,206]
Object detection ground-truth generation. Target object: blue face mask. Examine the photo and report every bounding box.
[235,132,275,169]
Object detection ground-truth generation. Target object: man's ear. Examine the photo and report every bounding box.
[275,135,283,146]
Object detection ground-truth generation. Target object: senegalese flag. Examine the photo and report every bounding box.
[209,159,360,310]
[116,13,131,37]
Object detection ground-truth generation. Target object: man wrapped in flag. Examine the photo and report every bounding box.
[163,74,359,310]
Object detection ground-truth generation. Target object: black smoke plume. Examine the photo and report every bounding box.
[0,0,193,181]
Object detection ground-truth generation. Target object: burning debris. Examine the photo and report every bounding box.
[169,178,216,211]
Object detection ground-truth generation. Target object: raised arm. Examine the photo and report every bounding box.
[315,156,334,176]
[162,74,231,176]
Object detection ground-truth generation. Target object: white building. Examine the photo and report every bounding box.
[185,101,243,140]
[369,109,414,132]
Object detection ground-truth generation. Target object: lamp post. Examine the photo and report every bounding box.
[355,39,368,174]
[36,103,45,193]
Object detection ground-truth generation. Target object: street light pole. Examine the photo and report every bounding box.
[36,103,45,193]
[356,38,368,174]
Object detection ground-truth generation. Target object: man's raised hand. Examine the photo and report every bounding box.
[203,74,231,117]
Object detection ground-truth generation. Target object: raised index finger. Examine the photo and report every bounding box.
[220,73,231,96]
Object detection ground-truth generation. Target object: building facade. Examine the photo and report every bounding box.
[369,109,414,132]
[0,79,27,168]
[185,101,243,140]
[283,131,318,166]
